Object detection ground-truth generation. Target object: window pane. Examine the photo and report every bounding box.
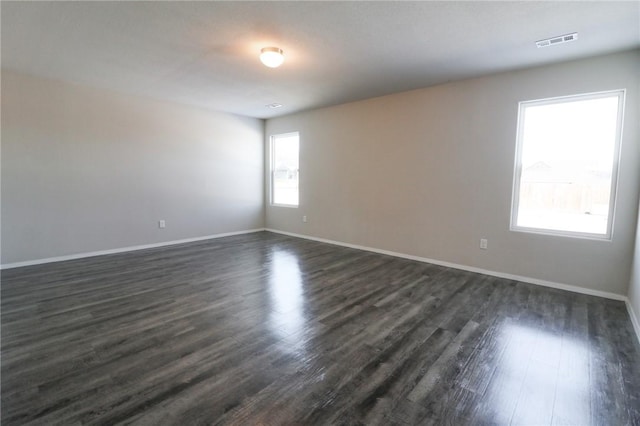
[272,133,299,206]
[513,92,623,237]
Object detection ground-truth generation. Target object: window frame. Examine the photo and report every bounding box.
[510,89,625,241]
[270,131,300,208]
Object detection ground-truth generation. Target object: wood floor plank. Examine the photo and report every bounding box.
[2,231,639,425]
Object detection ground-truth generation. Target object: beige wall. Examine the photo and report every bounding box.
[1,71,264,264]
[266,50,640,296]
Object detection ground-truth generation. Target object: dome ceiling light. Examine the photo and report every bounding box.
[260,47,284,68]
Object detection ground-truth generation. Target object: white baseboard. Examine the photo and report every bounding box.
[265,228,627,302]
[0,228,266,270]
[626,300,640,345]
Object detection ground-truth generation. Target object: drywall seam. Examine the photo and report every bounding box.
[266,228,627,301]
[0,228,266,269]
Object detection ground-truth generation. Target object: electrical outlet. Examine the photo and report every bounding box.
[302,215,308,223]
[159,220,166,229]
[480,238,488,249]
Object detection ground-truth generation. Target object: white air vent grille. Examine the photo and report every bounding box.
[536,32,578,48]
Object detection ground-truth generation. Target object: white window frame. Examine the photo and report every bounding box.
[510,89,625,240]
[270,132,300,208]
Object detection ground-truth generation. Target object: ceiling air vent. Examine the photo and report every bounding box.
[536,32,578,48]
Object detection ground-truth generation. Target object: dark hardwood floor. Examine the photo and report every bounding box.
[2,231,639,425]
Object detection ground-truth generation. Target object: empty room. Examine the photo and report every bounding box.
[2,1,640,425]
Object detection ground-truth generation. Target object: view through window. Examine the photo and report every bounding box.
[511,90,624,238]
[271,132,299,206]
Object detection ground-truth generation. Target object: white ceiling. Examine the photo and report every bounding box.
[2,1,639,119]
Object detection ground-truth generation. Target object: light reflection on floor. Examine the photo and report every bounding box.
[482,320,591,425]
[267,248,307,353]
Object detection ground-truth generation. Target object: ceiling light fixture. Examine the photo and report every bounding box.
[260,47,284,68]
[266,103,283,109]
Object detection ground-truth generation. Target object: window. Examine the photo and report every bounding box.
[511,90,624,239]
[271,132,299,207]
